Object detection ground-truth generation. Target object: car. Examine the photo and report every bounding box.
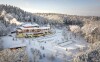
[11,31,16,34]
[25,34,33,38]
[9,35,12,37]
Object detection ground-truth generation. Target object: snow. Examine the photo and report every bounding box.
[19,26,50,30]
[4,13,22,25]
[81,23,99,35]
[1,26,88,62]
[9,44,26,49]
[18,23,50,30]
[10,18,22,25]
[22,23,39,27]
[1,10,6,16]
[69,25,81,33]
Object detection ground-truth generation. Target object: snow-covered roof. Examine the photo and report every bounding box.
[9,44,26,49]
[19,26,50,30]
[17,23,50,31]
[22,23,39,27]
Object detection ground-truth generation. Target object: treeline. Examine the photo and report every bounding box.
[0,4,100,36]
[0,4,100,26]
[36,13,100,27]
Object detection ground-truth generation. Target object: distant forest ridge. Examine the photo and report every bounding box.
[0,4,100,25]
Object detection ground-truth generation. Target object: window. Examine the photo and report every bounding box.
[32,29,34,32]
[26,29,29,32]
[37,29,41,32]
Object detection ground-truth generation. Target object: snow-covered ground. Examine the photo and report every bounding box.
[2,27,88,62]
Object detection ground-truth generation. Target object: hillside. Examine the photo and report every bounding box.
[0,4,100,26]
[74,42,100,62]
[0,4,100,62]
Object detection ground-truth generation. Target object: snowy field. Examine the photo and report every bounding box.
[1,27,88,62]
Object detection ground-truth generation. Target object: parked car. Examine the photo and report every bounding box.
[25,34,33,38]
[11,31,16,34]
[9,35,12,37]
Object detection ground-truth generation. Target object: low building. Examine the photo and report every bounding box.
[16,23,51,38]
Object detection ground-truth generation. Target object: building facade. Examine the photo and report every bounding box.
[16,23,50,38]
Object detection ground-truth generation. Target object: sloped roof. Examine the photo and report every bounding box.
[22,23,39,27]
[9,44,26,49]
[19,26,50,30]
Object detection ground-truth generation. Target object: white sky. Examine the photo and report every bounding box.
[0,0,100,16]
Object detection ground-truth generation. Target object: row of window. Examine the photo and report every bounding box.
[17,29,49,33]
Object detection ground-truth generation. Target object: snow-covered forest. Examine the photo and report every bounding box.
[0,4,100,62]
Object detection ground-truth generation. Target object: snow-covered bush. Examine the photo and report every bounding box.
[69,25,81,33]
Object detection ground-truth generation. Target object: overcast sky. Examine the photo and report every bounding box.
[0,0,100,16]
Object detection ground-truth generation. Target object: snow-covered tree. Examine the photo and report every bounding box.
[62,27,68,42]
[0,38,3,51]
[31,48,41,62]
[0,9,6,17]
